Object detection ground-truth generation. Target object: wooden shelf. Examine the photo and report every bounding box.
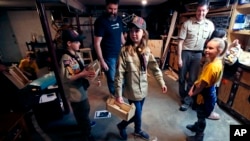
[222,2,250,124]
[207,11,231,17]
[209,6,232,13]
[180,6,232,17]
[237,3,250,10]
[230,30,250,35]
[236,3,250,14]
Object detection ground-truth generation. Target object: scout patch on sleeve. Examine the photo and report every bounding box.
[63,59,70,67]
[63,58,81,75]
[63,59,74,75]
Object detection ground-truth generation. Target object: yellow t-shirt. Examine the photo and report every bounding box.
[18,58,39,73]
[194,58,223,87]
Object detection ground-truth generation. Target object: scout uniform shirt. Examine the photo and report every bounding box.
[179,17,214,51]
[115,46,165,101]
[194,58,223,115]
[60,52,87,102]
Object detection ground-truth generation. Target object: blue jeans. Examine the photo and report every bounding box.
[179,51,202,104]
[118,98,145,133]
[192,86,217,134]
[104,57,117,95]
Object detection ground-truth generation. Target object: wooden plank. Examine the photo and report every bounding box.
[180,6,232,17]
[161,11,178,69]
[207,11,232,17]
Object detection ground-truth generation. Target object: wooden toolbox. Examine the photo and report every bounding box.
[3,65,30,89]
[106,97,135,121]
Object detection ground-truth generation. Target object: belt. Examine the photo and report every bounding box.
[183,50,203,53]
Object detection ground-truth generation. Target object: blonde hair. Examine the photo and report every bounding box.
[209,38,228,57]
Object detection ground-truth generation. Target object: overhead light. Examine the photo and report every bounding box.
[142,0,147,5]
[122,12,126,17]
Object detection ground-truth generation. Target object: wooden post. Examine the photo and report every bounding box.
[161,11,178,70]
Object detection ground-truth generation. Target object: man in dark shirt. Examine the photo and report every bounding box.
[94,0,125,95]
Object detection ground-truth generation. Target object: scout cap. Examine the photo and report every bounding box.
[128,16,146,30]
[62,29,85,42]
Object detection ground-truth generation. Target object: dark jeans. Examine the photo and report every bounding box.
[193,106,207,134]
[193,87,216,134]
[71,99,91,136]
[118,98,145,133]
[104,57,117,95]
[179,51,202,105]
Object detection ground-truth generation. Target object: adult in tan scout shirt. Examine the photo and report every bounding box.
[178,1,214,112]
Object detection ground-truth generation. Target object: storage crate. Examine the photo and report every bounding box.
[106,97,135,121]
[3,65,30,89]
[218,78,233,104]
[240,71,250,85]
[232,85,250,120]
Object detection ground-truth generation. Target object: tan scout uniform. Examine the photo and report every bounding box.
[179,17,214,51]
[60,52,88,102]
[115,46,165,101]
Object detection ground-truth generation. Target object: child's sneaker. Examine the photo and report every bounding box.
[90,121,96,127]
[134,130,150,140]
[117,123,127,140]
[186,124,198,132]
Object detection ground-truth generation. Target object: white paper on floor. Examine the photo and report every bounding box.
[94,110,111,119]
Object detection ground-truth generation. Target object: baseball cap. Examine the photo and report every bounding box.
[128,16,146,30]
[62,29,85,42]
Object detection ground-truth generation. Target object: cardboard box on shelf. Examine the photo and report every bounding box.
[106,97,135,121]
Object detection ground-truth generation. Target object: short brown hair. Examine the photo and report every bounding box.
[198,0,209,8]
[105,0,119,5]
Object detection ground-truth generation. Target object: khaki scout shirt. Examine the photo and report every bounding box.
[60,52,87,102]
[115,46,165,101]
[179,17,214,51]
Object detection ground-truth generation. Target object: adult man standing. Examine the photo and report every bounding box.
[94,0,125,95]
[178,1,214,111]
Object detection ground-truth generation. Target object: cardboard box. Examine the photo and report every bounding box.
[106,97,135,121]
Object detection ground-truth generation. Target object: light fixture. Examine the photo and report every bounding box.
[142,0,147,5]
[122,12,126,17]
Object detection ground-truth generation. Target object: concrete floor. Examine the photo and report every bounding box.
[30,70,241,141]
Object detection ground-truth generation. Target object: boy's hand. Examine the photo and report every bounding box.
[81,69,95,78]
[162,85,167,93]
[188,85,194,96]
